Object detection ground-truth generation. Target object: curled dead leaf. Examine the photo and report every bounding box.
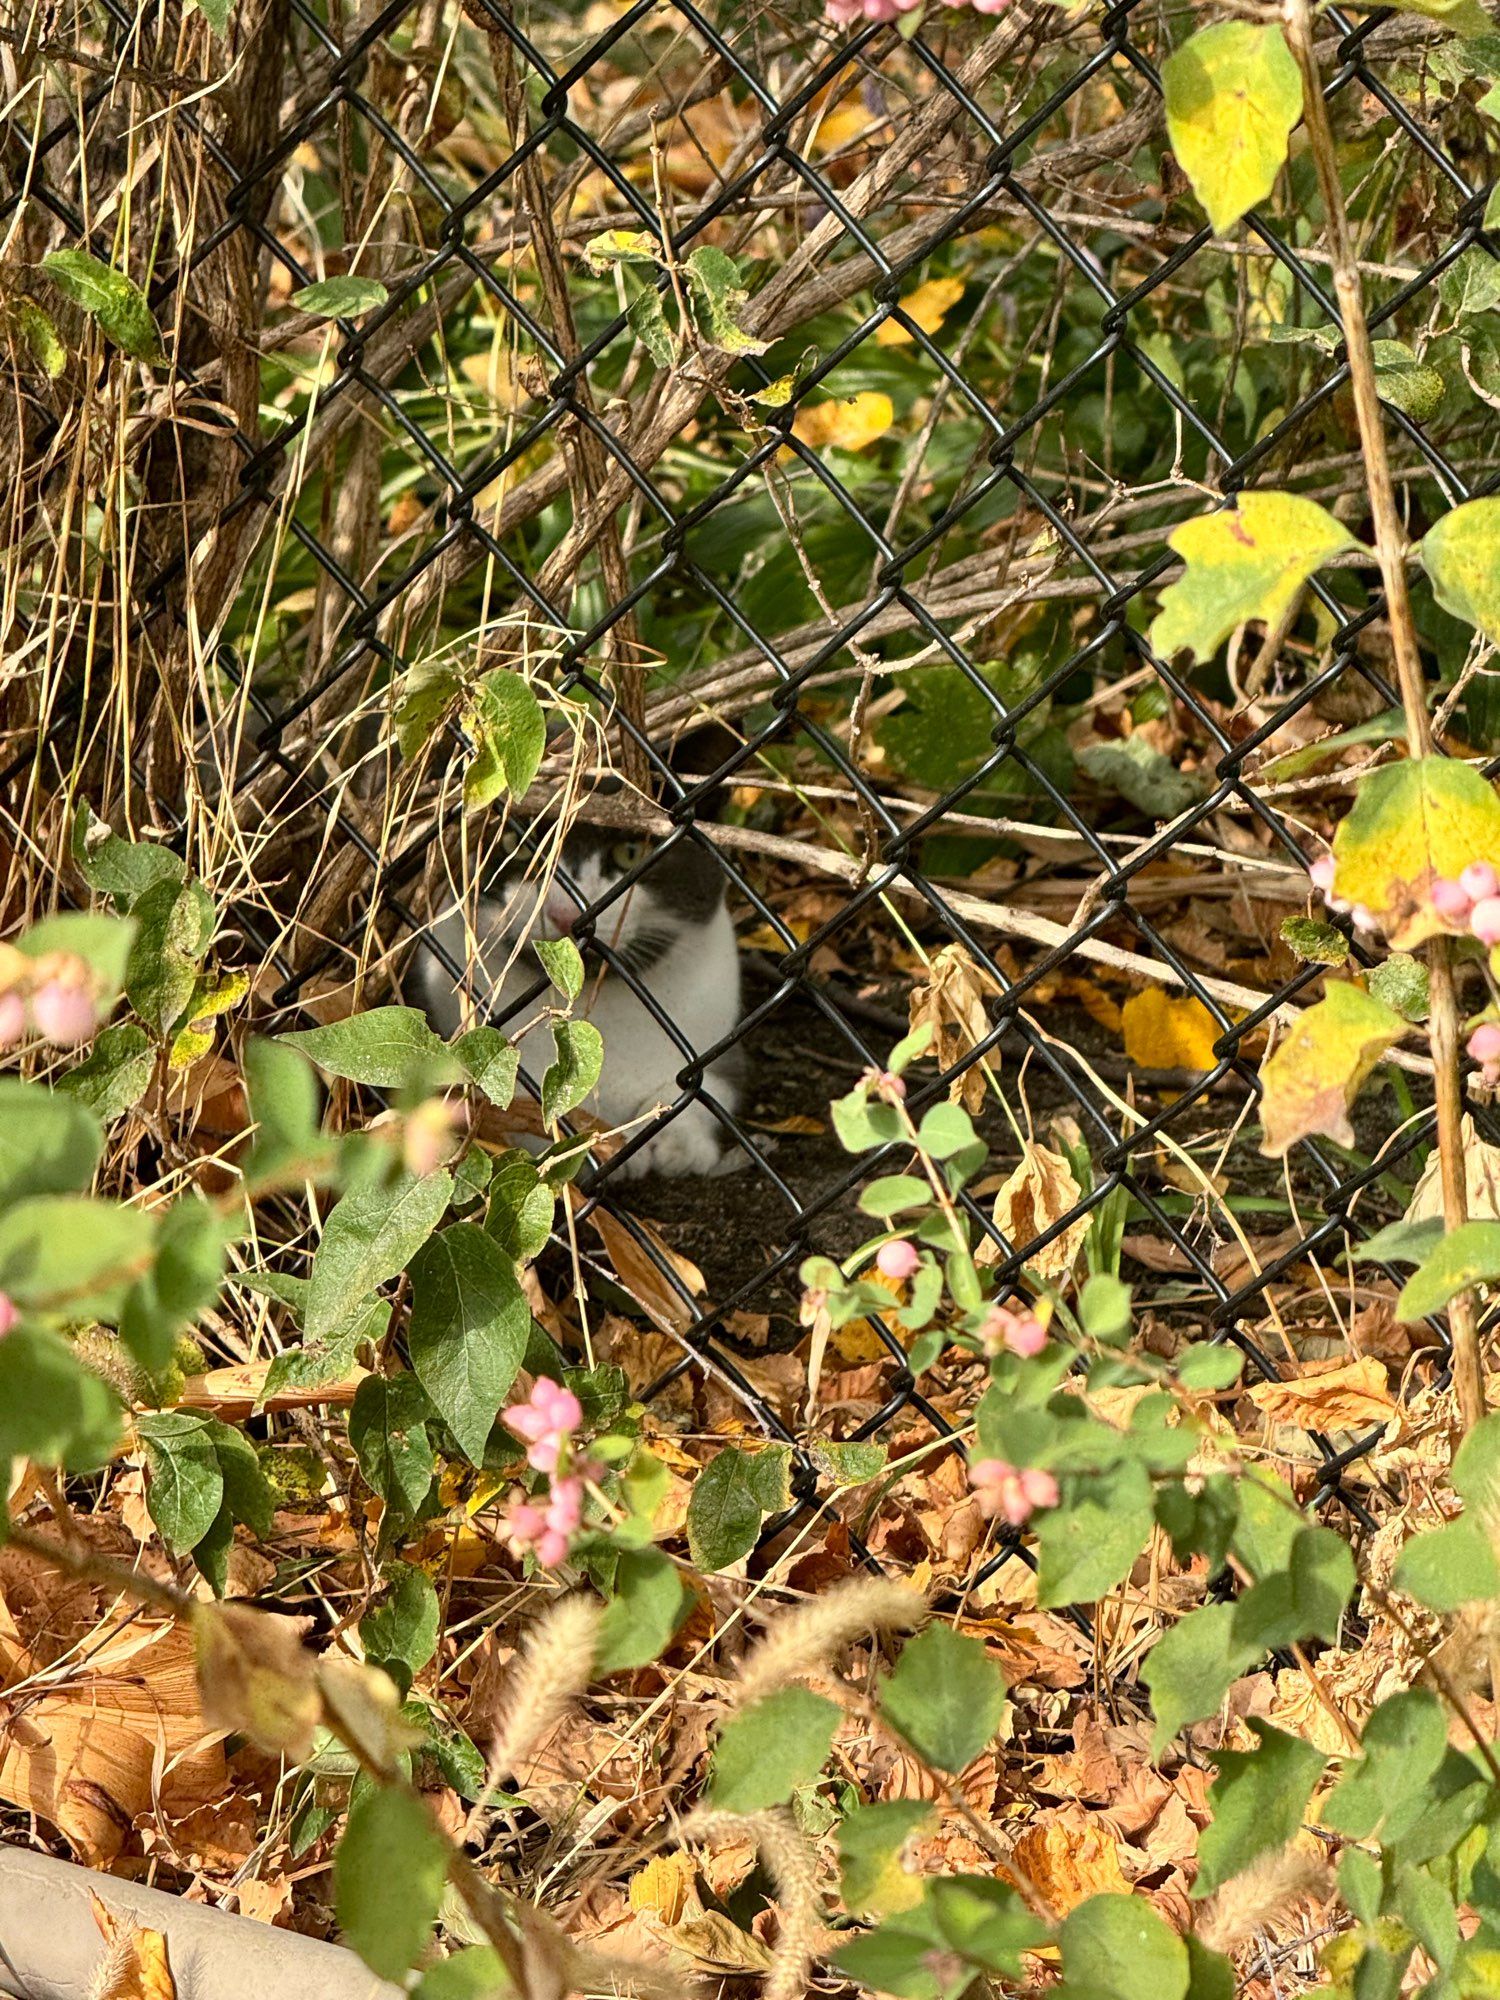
[984,1142,1088,1283]
[1245,1358,1397,1432]
[1008,1804,1130,1917]
[908,943,1001,1113]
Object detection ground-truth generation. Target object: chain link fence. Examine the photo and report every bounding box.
[6,0,1500,1603]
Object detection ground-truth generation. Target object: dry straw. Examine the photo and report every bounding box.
[733,1575,927,1709]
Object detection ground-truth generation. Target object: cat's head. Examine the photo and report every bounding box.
[526,821,727,974]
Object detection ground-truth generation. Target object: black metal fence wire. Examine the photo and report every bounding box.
[7,0,1500,1602]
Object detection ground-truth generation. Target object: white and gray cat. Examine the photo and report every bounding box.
[417,817,743,1179]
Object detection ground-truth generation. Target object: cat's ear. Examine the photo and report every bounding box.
[663,720,744,816]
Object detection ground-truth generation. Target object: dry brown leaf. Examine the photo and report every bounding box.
[663,1911,774,1974]
[233,1877,294,1927]
[908,943,1001,1112]
[984,1143,1088,1282]
[0,1617,227,1864]
[194,1602,320,1760]
[1009,1805,1130,1917]
[1245,1357,1396,1431]
[1405,1118,1500,1224]
[87,1894,175,2000]
[590,1204,707,1337]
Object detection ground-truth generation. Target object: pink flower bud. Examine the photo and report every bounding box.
[969,1456,1051,1527]
[507,1500,546,1549]
[526,1436,561,1475]
[977,1304,1047,1358]
[1468,1023,1500,1064]
[538,1382,582,1433]
[1461,862,1499,904]
[537,1528,571,1568]
[29,978,97,1047]
[1432,877,1473,925]
[1019,1468,1060,1511]
[875,1238,921,1282]
[545,1476,584,1535]
[0,1292,17,1339]
[1472,897,1500,948]
[1309,854,1337,896]
[0,990,24,1048]
[1350,905,1379,936]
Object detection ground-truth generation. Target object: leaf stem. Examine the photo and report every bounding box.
[1285,0,1481,1430]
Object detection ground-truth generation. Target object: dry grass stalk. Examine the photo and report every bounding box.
[687,1808,825,2000]
[466,1592,603,1842]
[1197,1845,1333,1955]
[733,1575,927,1710]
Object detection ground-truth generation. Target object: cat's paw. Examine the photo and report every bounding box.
[613,1106,731,1181]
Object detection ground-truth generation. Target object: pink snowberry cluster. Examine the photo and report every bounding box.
[1469,1022,1500,1087]
[827,0,1006,21]
[978,1301,1047,1358]
[970,1458,1059,1526]
[1427,862,1500,947]
[504,1378,594,1569]
[1307,855,1377,936]
[0,1292,18,1340]
[859,1065,907,1103]
[875,1236,922,1281]
[0,954,100,1051]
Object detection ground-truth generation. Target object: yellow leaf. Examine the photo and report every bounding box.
[629,1853,697,1926]
[1246,1358,1397,1431]
[1121,988,1221,1072]
[1257,981,1407,1158]
[88,1895,176,2000]
[1009,1806,1130,1917]
[1331,755,1500,950]
[791,391,893,453]
[876,276,965,346]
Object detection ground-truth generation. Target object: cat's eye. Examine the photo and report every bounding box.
[609,838,646,871]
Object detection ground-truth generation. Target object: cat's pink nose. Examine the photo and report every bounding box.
[543,891,577,935]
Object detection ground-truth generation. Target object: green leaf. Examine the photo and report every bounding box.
[1057,1893,1190,2000]
[0,1080,102,1203]
[541,1019,604,1127]
[484,1151,554,1260]
[62,1023,154,1120]
[1349,1217,1445,1267]
[119,1196,230,1373]
[831,1089,904,1152]
[1142,1602,1253,1755]
[14,297,66,377]
[1331,755,1500,951]
[683,245,767,355]
[916,1102,980,1159]
[291,276,389,317]
[125,876,215,1036]
[1185,1938,1236,2000]
[625,284,675,367]
[839,1801,936,1918]
[1280,915,1350,966]
[349,1373,436,1531]
[1367,954,1431,1023]
[1231,1525,1355,1653]
[1398,1221,1500,1319]
[207,1416,275,1538]
[190,0,230,34]
[1392,1519,1500,1611]
[1454,1411,1500,1509]
[453,1027,520,1110]
[335,1785,448,1980]
[43,248,162,361]
[1323,1690,1449,1842]
[858,1174,932,1219]
[807,1439,889,1486]
[1176,1343,1242,1392]
[360,1565,441,1697]
[414,1948,512,2000]
[1193,1720,1325,1899]
[709,1688,841,1810]
[1161,22,1302,231]
[1230,1468,1302,1580]
[0,1325,122,1469]
[1079,738,1204,820]
[406,1223,529,1462]
[834,1897,966,2000]
[71,804,185,910]
[1382,0,1493,38]
[463,670,546,811]
[306,1170,453,1340]
[279,1008,458,1090]
[686,1444,791,1571]
[928,1875,1048,1975]
[0,1193,155,1317]
[243,1037,323,1182]
[138,1411,225,1552]
[1257,981,1408,1158]
[877,1624,1006,1774]
[1035,1459,1155,1608]
[594,1548,689,1674]
[583,229,660,268]
[1150,493,1357,665]
[534,937,584,1001]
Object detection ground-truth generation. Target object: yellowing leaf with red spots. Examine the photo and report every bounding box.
[792,392,893,453]
[876,277,965,346]
[1151,492,1356,664]
[1121,988,1221,1072]
[1332,755,1500,949]
[1258,981,1408,1158]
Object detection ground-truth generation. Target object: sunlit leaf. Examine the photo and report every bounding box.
[1161,23,1302,233]
[1257,981,1407,1157]
[291,276,388,317]
[875,275,965,346]
[791,391,894,453]
[1151,493,1357,664]
[1331,755,1500,950]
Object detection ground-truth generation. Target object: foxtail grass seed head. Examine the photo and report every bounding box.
[1197,1846,1332,1955]
[485,1592,602,1789]
[687,1809,824,2000]
[734,1575,927,1709]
